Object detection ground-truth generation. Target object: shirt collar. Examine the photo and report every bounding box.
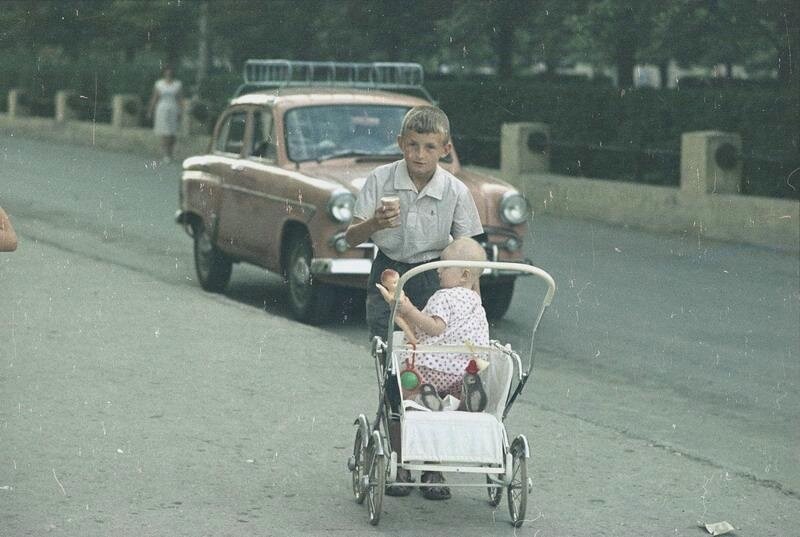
[393,161,445,200]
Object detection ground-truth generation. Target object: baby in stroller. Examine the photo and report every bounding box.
[376,236,490,411]
[376,237,490,499]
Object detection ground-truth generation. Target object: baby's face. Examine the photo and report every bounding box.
[437,265,465,288]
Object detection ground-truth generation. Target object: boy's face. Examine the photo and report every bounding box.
[397,130,451,183]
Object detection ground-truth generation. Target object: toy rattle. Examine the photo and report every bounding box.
[399,343,422,391]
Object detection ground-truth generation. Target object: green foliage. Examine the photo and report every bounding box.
[428,76,798,198]
[0,0,795,197]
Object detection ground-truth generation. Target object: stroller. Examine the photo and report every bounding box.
[347,260,556,526]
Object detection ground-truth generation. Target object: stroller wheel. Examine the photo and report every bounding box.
[486,475,503,507]
[350,425,367,504]
[366,437,386,525]
[507,443,528,527]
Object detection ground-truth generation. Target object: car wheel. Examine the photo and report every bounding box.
[284,232,337,324]
[193,223,232,292]
[481,280,515,320]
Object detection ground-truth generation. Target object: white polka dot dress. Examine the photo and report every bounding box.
[414,287,489,394]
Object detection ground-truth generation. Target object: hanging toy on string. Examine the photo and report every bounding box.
[464,341,490,373]
[399,343,423,392]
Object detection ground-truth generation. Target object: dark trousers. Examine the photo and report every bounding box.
[366,251,439,415]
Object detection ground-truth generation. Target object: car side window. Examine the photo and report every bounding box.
[250,109,276,161]
[215,111,247,155]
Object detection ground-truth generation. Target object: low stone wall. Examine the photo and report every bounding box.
[0,113,211,161]
[471,166,799,253]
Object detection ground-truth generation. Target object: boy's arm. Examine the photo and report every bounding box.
[451,185,483,239]
[344,217,377,247]
[344,204,399,247]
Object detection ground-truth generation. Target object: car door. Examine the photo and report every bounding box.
[231,106,288,271]
[213,108,252,259]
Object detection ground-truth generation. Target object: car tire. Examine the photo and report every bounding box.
[193,223,233,292]
[481,280,515,321]
[284,232,337,324]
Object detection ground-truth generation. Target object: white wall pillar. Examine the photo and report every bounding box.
[501,122,550,178]
[680,131,742,195]
[111,94,141,128]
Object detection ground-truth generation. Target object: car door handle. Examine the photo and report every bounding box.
[231,163,244,172]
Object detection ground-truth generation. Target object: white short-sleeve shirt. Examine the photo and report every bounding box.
[353,160,483,263]
[415,286,490,374]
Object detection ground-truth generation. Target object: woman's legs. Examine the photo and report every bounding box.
[161,135,176,161]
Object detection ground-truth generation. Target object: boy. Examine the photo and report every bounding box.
[345,105,484,499]
[345,105,483,340]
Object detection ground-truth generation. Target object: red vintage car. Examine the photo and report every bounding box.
[176,60,530,324]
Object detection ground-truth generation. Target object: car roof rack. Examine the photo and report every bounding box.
[233,59,433,102]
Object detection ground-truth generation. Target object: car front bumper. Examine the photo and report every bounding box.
[309,242,532,278]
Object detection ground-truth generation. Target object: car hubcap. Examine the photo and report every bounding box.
[197,233,213,276]
[290,253,312,305]
[291,256,310,286]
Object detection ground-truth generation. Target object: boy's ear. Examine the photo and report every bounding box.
[442,140,453,156]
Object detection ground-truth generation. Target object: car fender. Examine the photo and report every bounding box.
[180,167,223,236]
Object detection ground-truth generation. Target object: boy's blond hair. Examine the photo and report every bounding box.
[400,105,450,143]
[442,237,486,286]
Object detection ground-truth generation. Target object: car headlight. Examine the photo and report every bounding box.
[499,192,529,225]
[328,190,355,223]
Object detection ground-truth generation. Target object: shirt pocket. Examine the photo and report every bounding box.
[407,204,447,252]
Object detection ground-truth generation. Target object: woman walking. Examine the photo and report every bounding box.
[147,65,184,163]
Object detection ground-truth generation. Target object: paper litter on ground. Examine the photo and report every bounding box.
[698,521,735,536]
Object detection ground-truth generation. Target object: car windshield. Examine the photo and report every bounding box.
[284,105,409,162]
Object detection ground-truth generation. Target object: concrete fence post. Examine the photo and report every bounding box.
[8,89,29,118]
[111,94,141,128]
[55,90,78,122]
[680,131,742,195]
[501,122,550,179]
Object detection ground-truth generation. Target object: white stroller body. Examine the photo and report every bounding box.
[348,261,556,526]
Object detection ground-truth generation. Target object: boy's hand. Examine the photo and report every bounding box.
[373,204,400,229]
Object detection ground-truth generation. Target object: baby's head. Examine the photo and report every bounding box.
[438,237,486,289]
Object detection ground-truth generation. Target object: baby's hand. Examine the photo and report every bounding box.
[375,283,409,312]
[375,283,393,303]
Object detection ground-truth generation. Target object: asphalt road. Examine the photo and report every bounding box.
[1,136,798,536]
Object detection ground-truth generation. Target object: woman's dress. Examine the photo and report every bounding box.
[153,79,182,136]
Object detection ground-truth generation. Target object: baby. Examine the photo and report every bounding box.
[376,237,489,412]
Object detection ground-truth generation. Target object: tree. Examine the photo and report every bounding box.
[570,1,664,88]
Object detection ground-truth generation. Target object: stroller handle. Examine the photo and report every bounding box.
[394,260,555,305]
[385,261,556,374]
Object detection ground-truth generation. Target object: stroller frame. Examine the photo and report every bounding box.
[347,260,555,526]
